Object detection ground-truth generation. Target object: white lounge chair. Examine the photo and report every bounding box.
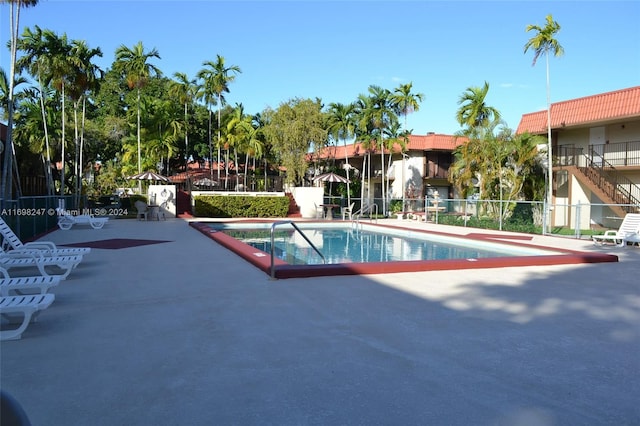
[56,208,109,230]
[0,266,61,296]
[0,294,55,340]
[0,217,91,257]
[592,213,640,247]
[0,250,82,279]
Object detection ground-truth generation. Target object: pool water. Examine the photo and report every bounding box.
[192,221,618,279]
[219,224,554,265]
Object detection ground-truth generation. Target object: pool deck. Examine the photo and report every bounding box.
[1,217,639,425]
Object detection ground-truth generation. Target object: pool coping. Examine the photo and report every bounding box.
[189,220,619,279]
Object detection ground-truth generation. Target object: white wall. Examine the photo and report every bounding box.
[148,185,176,218]
[290,187,324,218]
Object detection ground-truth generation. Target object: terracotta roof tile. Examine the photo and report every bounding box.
[315,133,466,160]
[516,86,640,134]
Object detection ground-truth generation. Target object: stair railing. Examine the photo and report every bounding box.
[557,145,640,213]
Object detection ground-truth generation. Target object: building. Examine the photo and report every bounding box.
[517,86,640,229]
[314,132,466,210]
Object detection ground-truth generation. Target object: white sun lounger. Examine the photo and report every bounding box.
[0,217,91,257]
[0,250,82,279]
[56,208,109,230]
[0,294,55,340]
[592,213,640,247]
[0,266,61,296]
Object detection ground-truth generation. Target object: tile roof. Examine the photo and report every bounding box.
[516,86,640,134]
[316,133,466,160]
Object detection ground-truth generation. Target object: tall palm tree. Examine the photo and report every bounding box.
[197,55,241,189]
[383,121,409,206]
[392,82,424,130]
[456,81,501,130]
[67,39,103,201]
[327,102,357,205]
[225,102,246,189]
[1,0,39,205]
[524,14,564,234]
[15,25,54,194]
[227,104,263,190]
[42,29,77,194]
[169,72,198,173]
[147,98,180,176]
[357,85,397,215]
[114,41,161,186]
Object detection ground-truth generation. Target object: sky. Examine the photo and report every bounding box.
[1,0,639,136]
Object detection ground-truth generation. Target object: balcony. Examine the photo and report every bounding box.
[557,140,640,168]
[590,140,640,168]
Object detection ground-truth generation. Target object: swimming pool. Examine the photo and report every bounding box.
[190,221,618,279]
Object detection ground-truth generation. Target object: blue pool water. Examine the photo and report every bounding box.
[210,222,556,266]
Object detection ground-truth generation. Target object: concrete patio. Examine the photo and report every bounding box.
[1,217,639,425]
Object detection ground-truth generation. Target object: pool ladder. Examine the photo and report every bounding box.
[351,203,378,231]
[270,220,325,279]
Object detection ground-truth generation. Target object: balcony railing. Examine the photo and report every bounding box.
[590,140,640,167]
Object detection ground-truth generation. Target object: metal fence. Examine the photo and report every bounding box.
[0,195,84,242]
[330,196,638,239]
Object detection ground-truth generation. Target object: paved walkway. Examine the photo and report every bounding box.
[1,218,639,425]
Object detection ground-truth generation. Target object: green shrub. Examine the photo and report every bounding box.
[194,195,289,218]
[389,199,403,214]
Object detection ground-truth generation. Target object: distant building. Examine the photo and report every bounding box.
[314,132,466,208]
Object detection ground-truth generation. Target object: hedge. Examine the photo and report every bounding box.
[194,195,289,218]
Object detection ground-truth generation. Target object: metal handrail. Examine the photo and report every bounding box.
[351,203,378,231]
[559,146,640,212]
[352,203,378,223]
[270,220,325,279]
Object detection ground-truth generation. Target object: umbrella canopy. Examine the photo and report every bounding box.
[313,172,350,184]
[193,177,218,187]
[127,171,170,182]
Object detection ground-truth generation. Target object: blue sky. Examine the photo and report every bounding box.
[1,0,639,135]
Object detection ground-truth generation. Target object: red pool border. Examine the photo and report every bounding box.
[190,221,619,279]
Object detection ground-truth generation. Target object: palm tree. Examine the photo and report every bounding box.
[1,0,39,205]
[0,67,28,119]
[15,25,56,194]
[356,85,397,215]
[13,86,59,180]
[169,72,198,173]
[227,104,263,190]
[392,82,424,130]
[197,55,241,189]
[225,103,246,190]
[42,29,77,194]
[147,98,180,176]
[114,41,162,188]
[524,14,564,234]
[456,81,501,130]
[67,39,103,201]
[327,102,357,205]
[383,121,409,208]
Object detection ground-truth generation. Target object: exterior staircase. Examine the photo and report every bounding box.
[286,193,302,218]
[559,147,640,217]
[176,190,193,218]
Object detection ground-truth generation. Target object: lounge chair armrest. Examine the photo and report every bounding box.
[1,249,44,260]
[22,242,58,251]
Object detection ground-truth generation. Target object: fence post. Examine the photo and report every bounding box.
[542,200,548,235]
[575,201,582,239]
